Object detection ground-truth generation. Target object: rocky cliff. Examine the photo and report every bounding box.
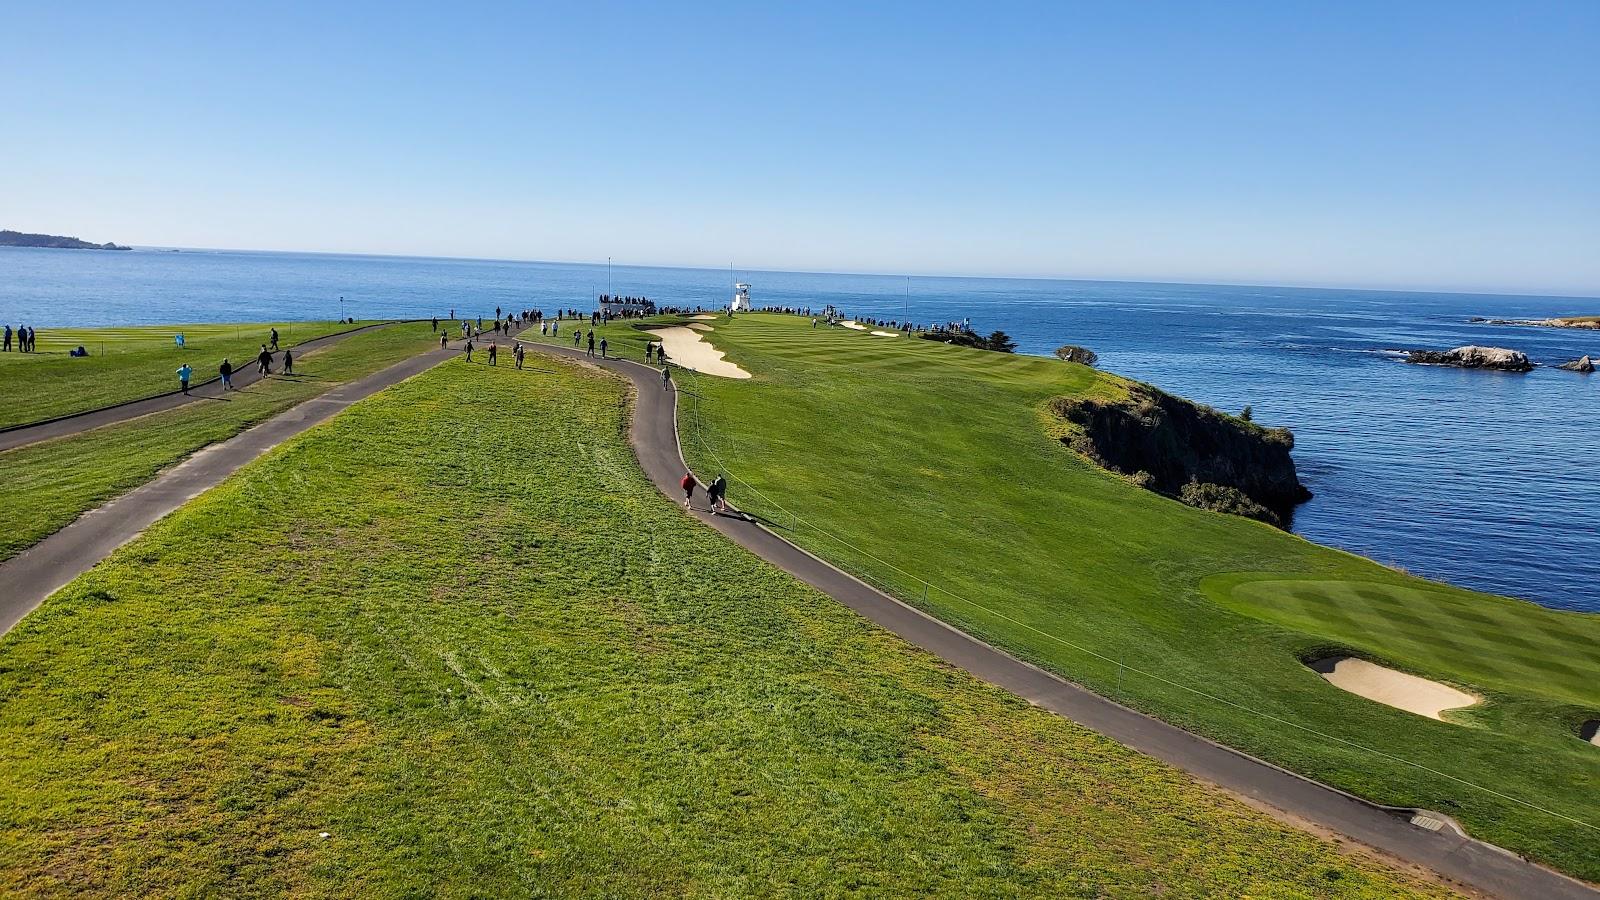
[1050,385,1311,528]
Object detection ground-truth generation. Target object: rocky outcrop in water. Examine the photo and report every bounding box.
[1050,384,1311,528]
[1471,315,1600,330]
[1405,345,1533,372]
[1558,355,1595,373]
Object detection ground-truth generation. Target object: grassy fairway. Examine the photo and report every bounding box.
[0,320,377,428]
[535,313,1600,881]
[0,357,1450,897]
[0,323,439,562]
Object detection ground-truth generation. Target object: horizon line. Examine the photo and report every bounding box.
[15,239,1599,302]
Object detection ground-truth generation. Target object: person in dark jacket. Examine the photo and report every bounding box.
[220,358,234,390]
[257,345,273,375]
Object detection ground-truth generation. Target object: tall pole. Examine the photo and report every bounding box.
[340,295,344,322]
[607,257,612,297]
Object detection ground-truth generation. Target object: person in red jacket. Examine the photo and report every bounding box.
[680,471,697,509]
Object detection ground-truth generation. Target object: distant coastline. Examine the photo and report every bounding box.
[0,229,129,251]
[1471,314,1599,330]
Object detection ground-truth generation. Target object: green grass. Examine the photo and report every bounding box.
[0,320,381,428]
[0,357,1451,897]
[532,313,1600,882]
[0,323,439,562]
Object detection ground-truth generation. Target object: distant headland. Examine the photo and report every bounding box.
[0,229,130,251]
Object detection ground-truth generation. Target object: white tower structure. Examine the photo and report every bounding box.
[731,283,752,312]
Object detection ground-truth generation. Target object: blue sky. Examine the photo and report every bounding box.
[3,1,1596,294]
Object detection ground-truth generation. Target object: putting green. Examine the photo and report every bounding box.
[1205,574,1600,710]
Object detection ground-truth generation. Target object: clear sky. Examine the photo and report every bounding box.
[3,1,1596,295]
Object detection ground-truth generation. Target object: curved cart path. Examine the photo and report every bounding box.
[0,337,469,634]
[0,320,418,452]
[535,343,1596,900]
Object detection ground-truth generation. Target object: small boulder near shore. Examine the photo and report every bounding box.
[1558,355,1595,373]
[1405,345,1533,372]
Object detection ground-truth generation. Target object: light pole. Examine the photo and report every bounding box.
[339,295,345,322]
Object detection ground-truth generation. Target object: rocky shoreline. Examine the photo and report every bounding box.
[1470,315,1600,330]
[1050,384,1311,528]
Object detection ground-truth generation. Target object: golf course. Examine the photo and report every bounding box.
[541,312,1600,883]
[0,321,441,562]
[0,350,1460,897]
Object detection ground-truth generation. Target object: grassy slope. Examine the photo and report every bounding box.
[0,323,438,562]
[0,357,1449,898]
[0,320,377,428]
[536,313,1600,881]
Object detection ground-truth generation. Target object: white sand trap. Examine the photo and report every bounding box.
[647,326,750,379]
[870,330,900,337]
[691,314,718,320]
[841,320,868,330]
[1582,720,1600,746]
[1308,656,1478,721]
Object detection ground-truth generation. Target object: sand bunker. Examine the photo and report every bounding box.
[691,314,718,320]
[647,326,750,379]
[1307,656,1478,721]
[1582,720,1600,746]
[870,330,900,337]
[841,321,868,330]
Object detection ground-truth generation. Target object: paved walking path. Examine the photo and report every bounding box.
[0,337,466,635]
[533,342,1596,900]
[0,320,414,452]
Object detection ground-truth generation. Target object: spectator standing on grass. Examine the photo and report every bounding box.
[177,363,192,395]
[488,342,498,366]
[283,349,294,375]
[270,328,279,350]
[432,317,439,332]
[465,340,475,362]
[514,343,525,369]
[3,325,11,351]
[220,358,234,390]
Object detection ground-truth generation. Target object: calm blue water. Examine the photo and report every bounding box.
[4,246,1597,612]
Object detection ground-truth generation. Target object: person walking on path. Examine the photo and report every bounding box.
[440,333,449,350]
[661,364,672,391]
[177,363,193,395]
[464,340,475,362]
[282,349,294,376]
[709,474,728,514]
[599,337,608,359]
[488,343,498,366]
[257,345,273,375]
[586,331,596,357]
[269,328,279,351]
[572,329,581,348]
[219,358,234,391]
[680,471,698,509]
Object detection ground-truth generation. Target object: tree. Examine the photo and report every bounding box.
[985,330,1017,353]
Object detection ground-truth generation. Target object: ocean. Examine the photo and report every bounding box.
[3,246,1596,612]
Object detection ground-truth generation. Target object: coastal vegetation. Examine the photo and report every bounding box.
[0,320,373,428]
[0,358,1448,897]
[545,313,1600,881]
[0,230,129,251]
[0,323,437,562]
[920,328,1017,352]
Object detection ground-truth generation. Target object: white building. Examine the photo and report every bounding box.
[731,283,752,312]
